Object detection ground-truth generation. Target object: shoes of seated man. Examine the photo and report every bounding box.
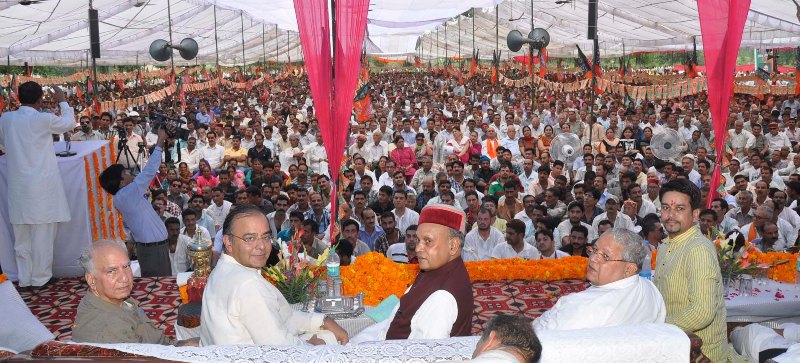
[31,277,59,291]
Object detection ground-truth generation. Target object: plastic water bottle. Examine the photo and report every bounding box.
[326,251,341,297]
[640,242,653,280]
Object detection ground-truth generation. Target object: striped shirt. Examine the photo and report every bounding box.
[653,226,739,363]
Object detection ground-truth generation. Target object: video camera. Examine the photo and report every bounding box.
[149,111,189,140]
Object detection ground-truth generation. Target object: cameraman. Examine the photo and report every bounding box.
[99,128,171,277]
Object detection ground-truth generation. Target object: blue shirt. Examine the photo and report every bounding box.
[359,225,385,250]
[112,147,168,243]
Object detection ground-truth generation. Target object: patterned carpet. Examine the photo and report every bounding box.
[18,277,180,341]
[19,277,589,340]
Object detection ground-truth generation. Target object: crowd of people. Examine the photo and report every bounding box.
[7,65,800,361]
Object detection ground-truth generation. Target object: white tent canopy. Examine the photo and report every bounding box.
[0,0,797,66]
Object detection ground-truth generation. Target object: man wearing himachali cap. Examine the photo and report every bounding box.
[352,204,474,341]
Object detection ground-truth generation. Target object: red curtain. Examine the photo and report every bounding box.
[294,0,369,239]
[330,0,370,236]
[698,0,751,207]
[293,0,333,159]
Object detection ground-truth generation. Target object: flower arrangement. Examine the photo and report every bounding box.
[340,252,589,306]
[262,232,329,305]
[711,230,789,282]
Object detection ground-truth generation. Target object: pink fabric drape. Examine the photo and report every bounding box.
[294,0,370,240]
[698,0,751,207]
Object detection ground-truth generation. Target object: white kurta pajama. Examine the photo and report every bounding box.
[0,102,74,287]
[200,254,335,346]
[533,275,666,333]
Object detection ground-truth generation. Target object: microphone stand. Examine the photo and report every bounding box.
[56,134,77,157]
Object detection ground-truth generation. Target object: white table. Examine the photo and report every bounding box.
[726,279,800,326]
[0,140,121,280]
[175,305,376,340]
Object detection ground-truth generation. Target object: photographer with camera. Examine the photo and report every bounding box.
[99,128,171,277]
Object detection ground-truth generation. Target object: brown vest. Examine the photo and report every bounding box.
[385,257,473,339]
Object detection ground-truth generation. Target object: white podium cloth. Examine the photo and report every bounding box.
[0,141,109,280]
[725,280,800,324]
[89,323,689,363]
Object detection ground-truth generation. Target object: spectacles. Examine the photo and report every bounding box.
[587,246,629,264]
[229,233,271,245]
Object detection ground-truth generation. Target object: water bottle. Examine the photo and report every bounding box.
[640,242,653,280]
[326,251,341,297]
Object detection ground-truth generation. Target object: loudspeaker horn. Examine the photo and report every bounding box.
[149,39,171,62]
[506,30,528,52]
[148,37,199,62]
[506,28,551,53]
[176,38,198,60]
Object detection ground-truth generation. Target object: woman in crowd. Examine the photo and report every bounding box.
[390,136,418,183]
[537,125,554,156]
[598,128,620,155]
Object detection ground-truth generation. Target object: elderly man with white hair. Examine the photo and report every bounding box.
[533,229,666,333]
[72,240,197,346]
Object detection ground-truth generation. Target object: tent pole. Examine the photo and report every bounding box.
[275,24,279,66]
[167,0,175,75]
[241,13,246,74]
[89,0,98,98]
[287,31,290,65]
[495,5,498,54]
[262,24,266,66]
[213,6,219,69]
[530,0,535,111]
[436,27,439,62]
[458,16,461,60]
[445,23,448,61]
[472,8,475,58]
[589,37,598,150]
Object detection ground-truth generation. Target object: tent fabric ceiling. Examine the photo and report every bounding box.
[0,0,796,66]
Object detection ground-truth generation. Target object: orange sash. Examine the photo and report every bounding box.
[487,139,498,159]
[747,223,758,242]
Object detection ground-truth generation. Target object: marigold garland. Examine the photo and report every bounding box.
[179,285,189,304]
[747,250,798,283]
[84,159,98,241]
[93,152,108,239]
[0,273,7,285]
[340,252,588,306]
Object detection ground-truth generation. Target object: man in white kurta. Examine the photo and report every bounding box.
[0,83,74,288]
[200,205,348,346]
[533,229,666,333]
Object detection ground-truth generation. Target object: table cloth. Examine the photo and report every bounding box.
[0,141,123,280]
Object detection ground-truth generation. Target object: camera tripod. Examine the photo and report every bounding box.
[116,132,145,175]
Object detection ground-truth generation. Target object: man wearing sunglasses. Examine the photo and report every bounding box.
[533,228,665,333]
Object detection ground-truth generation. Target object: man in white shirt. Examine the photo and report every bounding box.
[365,131,388,165]
[462,208,505,261]
[491,219,541,260]
[200,205,348,346]
[200,131,226,170]
[765,122,792,153]
[0,83,74,289]
[180,137,201,172]
[391,190,419,235]
[592,196,636,232]
[205,188,232,234]
[535,230,570,259]
[533,229,666,332]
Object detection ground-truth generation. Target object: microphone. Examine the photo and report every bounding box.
[56,133,77,157]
